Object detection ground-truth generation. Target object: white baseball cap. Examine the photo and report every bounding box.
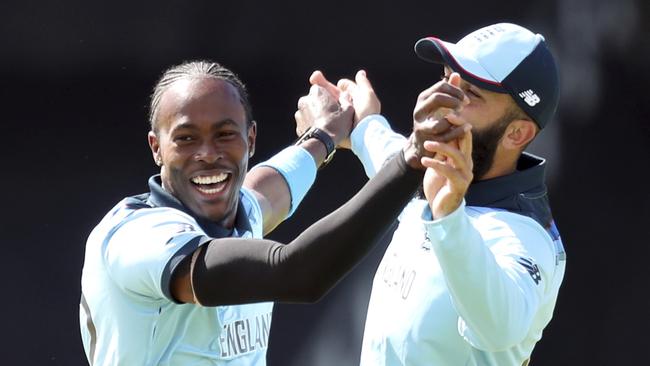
[414,23,560,128]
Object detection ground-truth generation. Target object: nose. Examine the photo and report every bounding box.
[194,142,222,163]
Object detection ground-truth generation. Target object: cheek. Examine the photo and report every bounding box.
[162,142,196,166]
[234,150,250,177]
[227,137,251,162]
[161,149,193,181]
[229,140,251,182]
[460,107,492,131]
[159,140,181,162]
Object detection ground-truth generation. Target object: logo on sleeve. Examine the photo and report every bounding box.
[421,232,431,251]
[174,223,196,234]
[517,257,541,285]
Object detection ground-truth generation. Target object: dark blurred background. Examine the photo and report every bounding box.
[2,0,649,364]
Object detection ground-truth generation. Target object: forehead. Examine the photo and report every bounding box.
[157,77,246,131]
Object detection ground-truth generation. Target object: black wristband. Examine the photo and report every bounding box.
[294,127,336,167]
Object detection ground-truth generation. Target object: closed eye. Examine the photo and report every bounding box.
[466,87,483,99]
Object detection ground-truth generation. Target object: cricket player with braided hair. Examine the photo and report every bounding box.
[79,60,451,365]
[305,23,566,365]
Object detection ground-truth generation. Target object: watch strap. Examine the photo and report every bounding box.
[295,127,336,167]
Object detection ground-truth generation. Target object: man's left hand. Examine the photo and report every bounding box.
[421,120,473,219]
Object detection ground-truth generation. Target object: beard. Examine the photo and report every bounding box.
[415,113,513,199]
[470,113,512,181]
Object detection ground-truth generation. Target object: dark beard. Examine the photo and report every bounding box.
[471,113,512,181]
[415,114,512,198]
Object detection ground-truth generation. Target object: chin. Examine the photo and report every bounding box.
[201,203,237,226]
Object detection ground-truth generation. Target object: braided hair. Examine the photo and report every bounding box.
[149,61,253,133]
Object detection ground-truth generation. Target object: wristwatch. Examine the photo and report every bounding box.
[294,127,336,167]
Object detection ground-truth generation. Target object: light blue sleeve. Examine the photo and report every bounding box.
[239,187,264,238]
[350,114,407,178]
[421,202,561,351]
[251,145,317,217]
[103,208,209,302]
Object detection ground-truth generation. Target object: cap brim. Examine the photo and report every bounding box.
[414,37,507,93]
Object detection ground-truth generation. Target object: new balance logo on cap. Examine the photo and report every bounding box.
[519,89,541,107]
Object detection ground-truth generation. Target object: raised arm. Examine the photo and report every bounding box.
[172,151,423,305]
[243,84,353,235]
[168,73,472,306]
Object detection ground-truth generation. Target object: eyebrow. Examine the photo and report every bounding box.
[170,119,239,133]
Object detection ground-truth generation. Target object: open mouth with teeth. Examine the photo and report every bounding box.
[190,172,230,195]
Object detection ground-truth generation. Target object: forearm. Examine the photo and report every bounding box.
[243,166,290,235]
[246,84,352,233]
[246,141,324,235]
[192,152,422,306]
[351,115,407,178]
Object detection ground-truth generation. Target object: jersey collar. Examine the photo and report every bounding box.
[146,175,252,238]
[466,152,552,227]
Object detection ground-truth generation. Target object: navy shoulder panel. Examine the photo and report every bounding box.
[123,193,153,210]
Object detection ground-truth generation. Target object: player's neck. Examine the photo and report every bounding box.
[477,150,519,181]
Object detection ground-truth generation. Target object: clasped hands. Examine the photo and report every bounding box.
[294,70,474,219]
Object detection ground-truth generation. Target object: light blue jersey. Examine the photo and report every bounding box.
[80,183,271,365]
[352,115,566,366]
[360,200,565,366]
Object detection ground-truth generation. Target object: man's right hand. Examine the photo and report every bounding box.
[403,73,470,170]
[294,84,354,148]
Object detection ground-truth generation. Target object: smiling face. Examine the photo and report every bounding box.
[148,77,256,228]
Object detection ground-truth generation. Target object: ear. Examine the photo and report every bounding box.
[148,131,162,166]
[501,119,537,151]
[247,120,257,158]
